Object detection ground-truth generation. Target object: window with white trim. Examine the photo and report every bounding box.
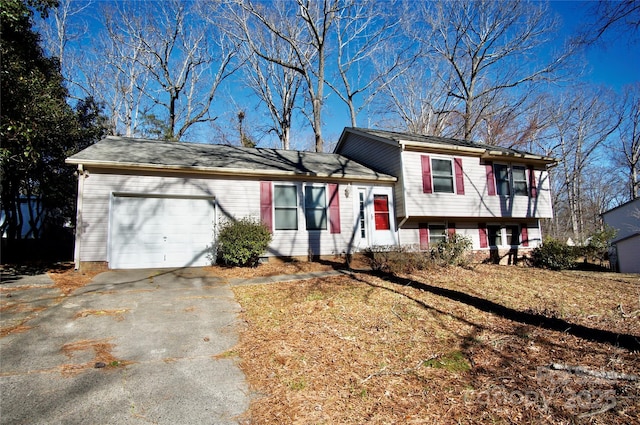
[488,225,521,247]
[304,185,327,230]
[512,166,528,196]
[429,224,447,246]
[505,225,520,245]
[487,225,502,247]
[274,185,298,230]
[432,158,454,193]
[494,164,529,197]
[494,164,510,196]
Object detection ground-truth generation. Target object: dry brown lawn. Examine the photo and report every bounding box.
[231,264,640,424]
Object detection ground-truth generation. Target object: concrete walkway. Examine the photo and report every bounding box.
[227,268,356,287]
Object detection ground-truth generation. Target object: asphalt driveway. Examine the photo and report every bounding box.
[0,268,250,425]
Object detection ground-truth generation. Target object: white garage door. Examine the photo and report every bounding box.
[109,195,215,269]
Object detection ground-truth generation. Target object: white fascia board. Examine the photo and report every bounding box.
[65,159,398,183]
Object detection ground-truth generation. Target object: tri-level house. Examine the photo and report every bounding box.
[336,128,556,261]
[66,128,556,269]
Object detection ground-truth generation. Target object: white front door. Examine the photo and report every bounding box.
[109,195,215,269]
[354,187,397,249]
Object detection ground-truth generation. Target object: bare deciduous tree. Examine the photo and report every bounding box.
[612,83,640,200]
[577,0,640,46]
[416,0,572,142]
[36,0,92,95]
[53,0,238,141]
[234,4,303,150]
[547,88,622,241]
[376,57,459,136]
[327,0,418,127]
[232,0,344,152]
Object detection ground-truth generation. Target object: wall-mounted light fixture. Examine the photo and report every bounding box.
[344,183,352,198]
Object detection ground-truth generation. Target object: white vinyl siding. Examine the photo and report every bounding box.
[401,151,553,219]
[336,133,406,217]
[76,170,368,264]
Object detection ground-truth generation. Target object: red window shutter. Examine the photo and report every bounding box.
[485,162,496,196]
[521,225,529,247]
[479,223,488,248]
[260,181,272,232]
[528,165,538,198]
[328,183,341,234]
[421,155,432,194]
[454,158,465,195]
[419,224,429,250]
[448,222,456,238]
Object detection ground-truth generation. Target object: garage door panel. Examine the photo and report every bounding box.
[110,196,214,269]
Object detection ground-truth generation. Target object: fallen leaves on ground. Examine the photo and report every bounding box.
[47,262,105,295]
[204,256,361,279]
[232,265,640,425]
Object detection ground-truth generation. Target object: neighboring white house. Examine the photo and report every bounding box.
[602,198,640,274]
[66,128,557,270]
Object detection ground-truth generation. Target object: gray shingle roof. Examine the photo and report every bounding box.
[342,127,556,162]
[66,136,396,182]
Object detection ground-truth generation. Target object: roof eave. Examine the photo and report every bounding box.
[335,128,401,153]
[399,140,486,155]
[65,158,397,183]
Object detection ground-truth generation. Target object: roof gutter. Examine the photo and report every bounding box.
[481,151,557,163]
[64,159,398,183]
[399,140,486,155]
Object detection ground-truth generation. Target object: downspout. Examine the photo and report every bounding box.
[73,164,85,270]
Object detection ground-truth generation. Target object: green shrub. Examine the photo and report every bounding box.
[431,233,472,266]
[531,238,577,270]
[214,217,272,267]
[580,227,617,263]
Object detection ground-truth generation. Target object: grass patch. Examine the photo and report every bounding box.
[424,350,471,372]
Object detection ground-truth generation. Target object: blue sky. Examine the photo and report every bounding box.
[549,0,640,90]
[39,0,638,149]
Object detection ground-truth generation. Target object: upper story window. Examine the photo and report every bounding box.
[494,164,510,196]
[304,185,327,230]
[493,163,528,197]
[421,155,465,195]
[432,159,454,193]
[512,166,528,196]
[274,185,298,230]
